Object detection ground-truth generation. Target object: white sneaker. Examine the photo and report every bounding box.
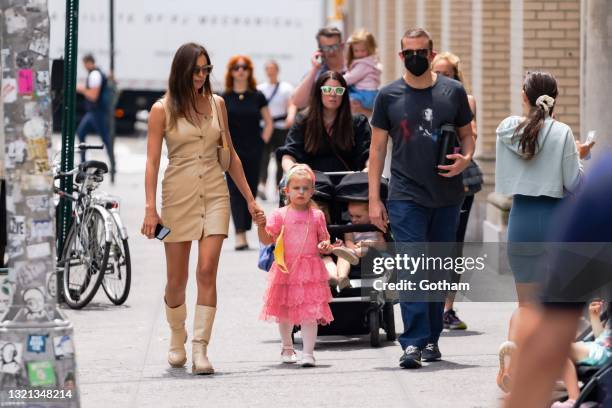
[332,247,359,266]
[300,354,316,367]
[280,347,297,364]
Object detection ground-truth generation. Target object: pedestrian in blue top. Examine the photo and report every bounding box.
[494,70,593,393]
[368,28,475,369]
[76,54,116,181]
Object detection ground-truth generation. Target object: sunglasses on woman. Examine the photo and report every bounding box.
[232,64,249,72]
[320,86,345,96]
[193,65,213,75]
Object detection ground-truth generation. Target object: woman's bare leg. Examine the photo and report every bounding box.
[195,235,225,306]
[498,283,542,393]
[164,241,191,307]
[560,358,581,400]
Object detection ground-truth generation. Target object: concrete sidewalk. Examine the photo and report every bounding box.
[61,137,514,408]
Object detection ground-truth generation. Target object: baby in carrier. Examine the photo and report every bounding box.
[552,300,612,408]
[331,201,386,290]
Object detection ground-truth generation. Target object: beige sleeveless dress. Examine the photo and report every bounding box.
[160,95,230,242]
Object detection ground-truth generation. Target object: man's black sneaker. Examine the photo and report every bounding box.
[399,345,422,369]
[422,343,442,362]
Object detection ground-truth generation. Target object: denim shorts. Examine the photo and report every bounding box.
[348,87,378,110]
[577,341,612,366]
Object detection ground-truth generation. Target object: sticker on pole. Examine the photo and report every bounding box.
[53,335,75,360]
[27,360,57,386]
[27,335,48,354]
[18,69,34,95]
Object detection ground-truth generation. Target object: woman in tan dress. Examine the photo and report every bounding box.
[141,43,263,375]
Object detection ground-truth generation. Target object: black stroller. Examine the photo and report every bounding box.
[551,304,612,407]
[313,171,396,347]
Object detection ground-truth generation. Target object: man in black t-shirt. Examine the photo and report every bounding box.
[368,28,475,369]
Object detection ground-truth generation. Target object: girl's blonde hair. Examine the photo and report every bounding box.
[432,52,465,84]
[284,164,317,207]
[347,29,377,67]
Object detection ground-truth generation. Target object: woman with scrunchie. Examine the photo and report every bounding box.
[493,71,593,393]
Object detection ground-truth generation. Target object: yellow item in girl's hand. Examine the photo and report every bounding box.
[273,226,288,273]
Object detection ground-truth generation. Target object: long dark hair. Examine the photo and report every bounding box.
[303,71,354,154]
[166,42,213,130]
[514,71,558,159]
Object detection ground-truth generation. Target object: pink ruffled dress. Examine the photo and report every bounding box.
[260,206,334,325]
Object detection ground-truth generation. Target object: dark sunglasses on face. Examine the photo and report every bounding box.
[232,64,249,72]
[319,43,342,54]
[401,48,430,58]
[320,85,345,96]
[193,65,213,75]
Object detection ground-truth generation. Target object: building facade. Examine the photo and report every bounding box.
[345,0,611,240]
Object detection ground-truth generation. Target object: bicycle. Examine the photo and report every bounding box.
[94,193,131,305]
[54,143,130,308]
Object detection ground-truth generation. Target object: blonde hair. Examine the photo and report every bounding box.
[432,52,464,84]
[284,164,316,207]
[347,29,377,67]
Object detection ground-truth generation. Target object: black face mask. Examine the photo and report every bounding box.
[404,54,430,77]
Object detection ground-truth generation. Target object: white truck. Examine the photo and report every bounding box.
[49,0,326,134]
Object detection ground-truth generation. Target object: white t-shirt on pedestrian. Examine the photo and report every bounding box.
[87,70,102,89]
[257,81,293,129]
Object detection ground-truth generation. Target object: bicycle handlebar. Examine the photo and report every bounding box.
[77,143,104,151]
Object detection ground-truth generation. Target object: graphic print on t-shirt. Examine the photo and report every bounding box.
[417,108,434,139]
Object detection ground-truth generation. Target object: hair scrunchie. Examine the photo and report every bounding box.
[535,95,555,115]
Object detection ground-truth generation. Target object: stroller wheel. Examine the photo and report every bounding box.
[383,303,396,341]
[369,308,381,347]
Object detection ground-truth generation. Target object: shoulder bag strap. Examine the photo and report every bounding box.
[267,83,281,103]
[211,95,228,148]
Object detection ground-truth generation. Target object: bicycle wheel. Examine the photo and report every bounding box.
[102,217,131,305]
[61,208,109,309]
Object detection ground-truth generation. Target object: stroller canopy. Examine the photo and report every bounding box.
[335,172,389,202]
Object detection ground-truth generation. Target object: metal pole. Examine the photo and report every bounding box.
[110,0,115,74]
[108,0,117,182]
[58,0,79,259]
[0,1,80,405]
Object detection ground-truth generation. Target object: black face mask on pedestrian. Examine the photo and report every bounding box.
[403,54,430,77]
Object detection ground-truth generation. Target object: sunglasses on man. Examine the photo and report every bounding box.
[193,65,213,75]
[232,64,249,72]
[400,48,430,58]
[319,43,342,54]
[320,86,345,96]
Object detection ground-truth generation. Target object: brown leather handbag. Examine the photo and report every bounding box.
[211,96,231,172]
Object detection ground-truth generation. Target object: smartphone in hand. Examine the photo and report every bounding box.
[155,223,171,240]
[585,130,597,160]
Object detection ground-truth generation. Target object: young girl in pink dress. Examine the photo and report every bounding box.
[256,164,334,367]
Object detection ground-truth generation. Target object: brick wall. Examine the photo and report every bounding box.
[523,0,581,138]
[349,0,582,147]
[480,0,511,158]
[382,0,396,83]
[449,0,474,95]
[425,0,442,46]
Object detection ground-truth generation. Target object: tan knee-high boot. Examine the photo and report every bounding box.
[165,302,187,367]
[192,305,215,375]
